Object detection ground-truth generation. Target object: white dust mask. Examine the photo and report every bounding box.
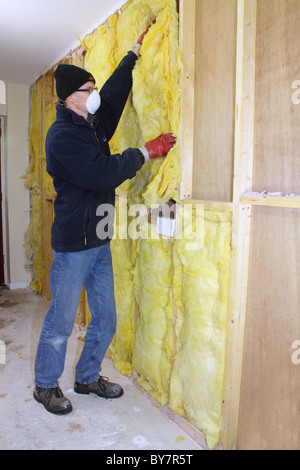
[86,90,101,114]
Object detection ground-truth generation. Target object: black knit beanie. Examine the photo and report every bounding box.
[54,64,96,102]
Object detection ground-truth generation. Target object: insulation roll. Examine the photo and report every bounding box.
[170,210,232,449]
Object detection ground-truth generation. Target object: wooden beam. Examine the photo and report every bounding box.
[221,0,257,450]
[178,0,196,200]
[182,200,233,212]
[240,195,300,209]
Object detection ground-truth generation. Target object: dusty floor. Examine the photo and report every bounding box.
[0,288,203,451]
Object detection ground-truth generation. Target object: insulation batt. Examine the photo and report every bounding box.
[171,210,232,449]
[131,229,174,406]
[26,0,233,450]
[83,0,182,206]
[109,198,136,377]
[24,80,43,293]
[24,82,56,294]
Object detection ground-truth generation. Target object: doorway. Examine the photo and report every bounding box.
[0,119,5,285]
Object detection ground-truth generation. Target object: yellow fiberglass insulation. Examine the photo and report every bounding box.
[82,0,182,206]
[42,103,56,199]
[23,80,43,294]
[170,210,232,449]
[130,1,182,207]
[109,199,137,376]
[132,231,175,406]
[24,83,56,294]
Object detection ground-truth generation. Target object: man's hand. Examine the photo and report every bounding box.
[145,133,176,159]
[133,20,156,56]
[138,20,156,45]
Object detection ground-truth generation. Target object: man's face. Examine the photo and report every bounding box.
[66,81,96,117]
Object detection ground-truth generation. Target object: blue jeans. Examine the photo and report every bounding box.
[34,243,116,388]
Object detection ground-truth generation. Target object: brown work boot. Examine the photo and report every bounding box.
[74,376,124,399]
[34,386,73,415]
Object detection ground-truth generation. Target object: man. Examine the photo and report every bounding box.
[33,28,176,415]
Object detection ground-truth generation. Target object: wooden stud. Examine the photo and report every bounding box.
[178,0,196,200]
[221,0,257,450]
[240,195,300,209]
[182,199,233,212]
[40,72,55,301]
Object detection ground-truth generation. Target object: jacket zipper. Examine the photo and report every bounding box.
[93,131,100,145]
[84,206,91,247]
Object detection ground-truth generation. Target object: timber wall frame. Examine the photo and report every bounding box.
[179,0,300,450]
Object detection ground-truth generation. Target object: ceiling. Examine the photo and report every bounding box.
[0,0,126,86]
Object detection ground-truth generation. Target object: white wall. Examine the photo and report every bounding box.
[5,84,31,288]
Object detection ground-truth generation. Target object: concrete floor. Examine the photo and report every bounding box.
[0,288,203,451]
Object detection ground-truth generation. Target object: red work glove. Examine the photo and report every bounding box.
[145,133,176,159]
[137,20,156,45]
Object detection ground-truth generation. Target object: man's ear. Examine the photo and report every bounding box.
[65,93,74,104]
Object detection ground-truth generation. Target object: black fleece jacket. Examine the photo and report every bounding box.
[46,51,145,252]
